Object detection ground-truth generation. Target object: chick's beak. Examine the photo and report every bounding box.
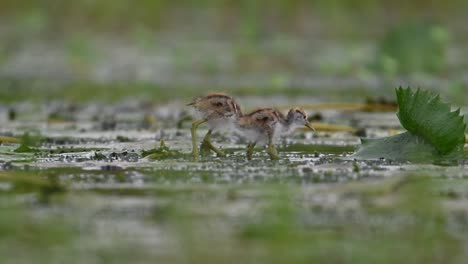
[305,122,315,131]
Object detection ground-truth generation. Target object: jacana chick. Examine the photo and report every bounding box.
[236,107,314,160]
[188,93,243,159]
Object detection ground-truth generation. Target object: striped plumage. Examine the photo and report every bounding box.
[237,107,314,160]
[188,93,243,159]
[188,93,242,118]
[188,93,314,161]
[237,108,285,143]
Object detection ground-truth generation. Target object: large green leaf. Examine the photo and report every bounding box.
[353,132,462,162]
[354,87,466,162]
[396,87,466,154]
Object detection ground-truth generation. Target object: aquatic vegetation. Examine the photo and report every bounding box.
[396,88,465,154]
[354,87,466,162]
[142,140,182,160]
[0,200,77,262]
[0,136,19,144]
[465,115,468,133]
[158,176,463,263]
[375,22,450,74]
[0,91,467,263]
[65,34,97,69]
[1,1,468,262]
[13,132,43,153]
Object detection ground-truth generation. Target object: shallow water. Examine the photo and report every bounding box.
[1,97,467,263]
[1,3,468,261]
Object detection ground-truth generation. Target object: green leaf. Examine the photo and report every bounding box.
[396,87,465,154]
[354,87,466,162]
[13,144,38,153]
[13,132,43,153]
[353,132,462,163]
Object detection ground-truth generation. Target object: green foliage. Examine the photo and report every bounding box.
[142,140,182,159]
[448,81,466,105]
[0,203,74,246]
[464,115,468,133]
[0,198,77,263]
[1,0,466,36]
[65,34,97,74]
[14,132,42,153]
[354,87,466,162]
[354,132,447,162]
[0,170,66,199]
[0,79,380,104]
[162,177,461,263]
[13,144,36,153]
[396,87,465,154]
[240,188,298,241]
[15,9,48,34]
[375,22,449,74]
[93,152,106,160]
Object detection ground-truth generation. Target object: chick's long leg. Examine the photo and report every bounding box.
[191,119,208,159]
[266,131,280,160]
[200,129,226,157]
[246,142,257,160]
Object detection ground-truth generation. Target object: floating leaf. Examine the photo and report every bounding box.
[354,87,466,162]
[396,87,465,154]
[354,132,458,162]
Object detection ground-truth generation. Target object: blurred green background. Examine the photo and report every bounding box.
[0,0,467,103]
[1,2,468,263]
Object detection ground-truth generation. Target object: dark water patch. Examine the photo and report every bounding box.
[281,144,355,155]
[47,147,108,154]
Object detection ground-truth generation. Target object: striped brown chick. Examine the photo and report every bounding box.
[237,107,314,160]
[188,93,243,159]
